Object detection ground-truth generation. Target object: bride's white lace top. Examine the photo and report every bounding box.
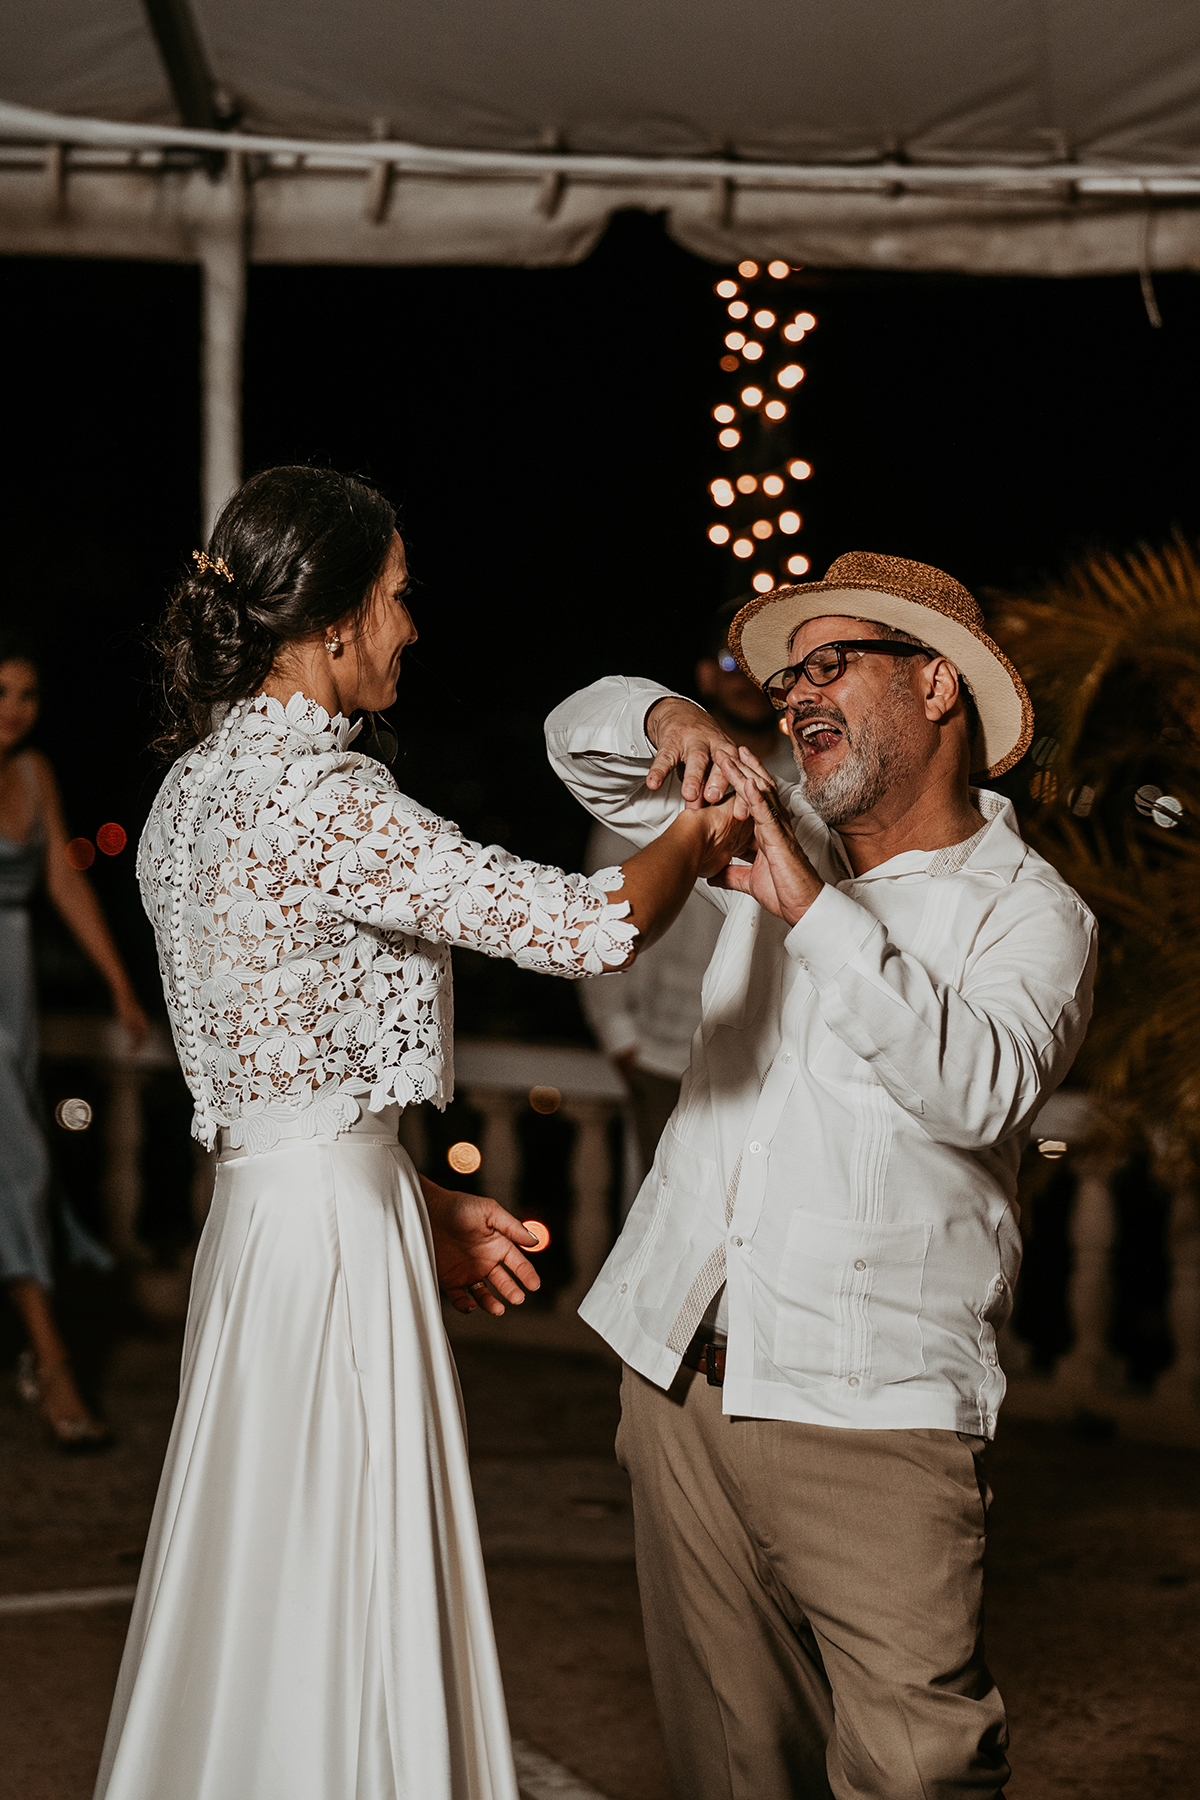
[138,692,635,1152]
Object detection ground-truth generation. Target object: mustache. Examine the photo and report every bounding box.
[790,701,850,738]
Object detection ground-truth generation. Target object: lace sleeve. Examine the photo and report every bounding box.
[297,761,636,976]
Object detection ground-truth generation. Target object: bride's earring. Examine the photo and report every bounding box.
[325,633,341,656]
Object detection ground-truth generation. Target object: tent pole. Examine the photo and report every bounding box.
[199,151,247,539]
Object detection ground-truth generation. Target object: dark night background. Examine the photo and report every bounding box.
[6,210,1200,1042]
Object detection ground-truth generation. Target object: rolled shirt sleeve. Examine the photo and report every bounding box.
[545,676,684,847]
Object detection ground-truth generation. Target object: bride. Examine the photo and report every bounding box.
[95,465,748,1800]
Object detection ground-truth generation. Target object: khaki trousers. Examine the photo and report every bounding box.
[617,1365,1009,1800]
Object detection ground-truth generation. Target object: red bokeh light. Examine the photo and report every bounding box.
[97,822,128,856]
[65,838,95,871]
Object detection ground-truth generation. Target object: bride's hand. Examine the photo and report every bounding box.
[419,1177,541,1315]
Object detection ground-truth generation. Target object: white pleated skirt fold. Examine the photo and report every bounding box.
[94,1110,518,1800]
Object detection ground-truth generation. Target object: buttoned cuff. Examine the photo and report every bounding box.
[784,882,881,983]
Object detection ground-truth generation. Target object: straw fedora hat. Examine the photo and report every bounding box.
[729,551,1034,779]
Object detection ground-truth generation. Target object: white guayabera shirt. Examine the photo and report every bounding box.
[139,692,635,1153]
[546,677,1098,1437]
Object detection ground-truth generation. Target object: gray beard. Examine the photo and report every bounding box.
[794,715,894,826]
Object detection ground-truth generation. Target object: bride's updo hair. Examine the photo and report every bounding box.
[154,465,396,757]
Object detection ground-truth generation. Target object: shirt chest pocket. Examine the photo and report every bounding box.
[772,1210,931,1386]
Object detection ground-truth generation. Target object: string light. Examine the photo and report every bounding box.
[727,300,749,319]
[779,511,801,534]
[777,365,805,389]
[719,354,739,371]
[787,554,810,575]
[738,260,759,277]
[97,823,127,855]
[797,312,816,330]
[736,474,759,493]
[753,309,776,328]
[713,403,736,422]
[718,427,741,448]
[725,331,746,350]
[741,341,764,361]
[447,1141,481,1174]
[767,260,789,278]
[752,520,773,539]
[764,400,787,420]
[716,279,738,297]
[753,572,775,591]
[788,459,812,479]
[708,524,731,544]
[763,474,785,495]
[741,386,763,406]
[710,478,735,505]
[733,538,754,558]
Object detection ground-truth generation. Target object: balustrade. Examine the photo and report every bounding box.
[36,1018,1200,1443]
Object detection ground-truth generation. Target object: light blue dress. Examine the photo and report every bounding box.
[0,753,110,1286]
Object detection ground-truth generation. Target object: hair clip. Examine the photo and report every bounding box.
[192,549,234,583]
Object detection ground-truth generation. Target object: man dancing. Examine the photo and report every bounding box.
[546,553,1096,1799]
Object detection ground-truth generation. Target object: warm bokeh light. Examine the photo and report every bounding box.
[447,1141,482,1175]
[713,403,736,422]
[736,474,759,493]
[753,309,776,329]
[716,279,738,298]
[718,427,741,448]
[767,260,789,278]
[710,478,735,505]
[727,300,749,319]
[779,511,801,534]
[762,474,785,496]
[708,524,731,545]
[97,822,127,856]
[787,554,811,575]
[753,572,775,592]
[782,323,805,341]
[733,538,754,558]
[777,365,805,388]
[719,354,739,372]
[65,838,95,871]
[528,1086,561,1114]
[788,459,812,479]
[741,342,763,361]
[738,260,759,277]
[764,400,787,420]
[522,1220,552,1251]
[752,520,773,540]
[724,331,746,350]
[797,312,817,330]
[740,385,763,406]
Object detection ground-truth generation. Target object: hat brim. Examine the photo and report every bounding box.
[729,582,1033,779]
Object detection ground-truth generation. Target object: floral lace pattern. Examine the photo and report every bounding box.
[139,692,635,1151]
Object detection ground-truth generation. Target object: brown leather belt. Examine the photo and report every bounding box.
[680,1334,726,1387]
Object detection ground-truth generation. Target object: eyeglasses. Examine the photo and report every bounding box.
[762,640,933,710]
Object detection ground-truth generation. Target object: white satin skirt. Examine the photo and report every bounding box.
[94,1107,518,1800]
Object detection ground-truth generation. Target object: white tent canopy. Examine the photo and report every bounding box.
[4,2,1199,524]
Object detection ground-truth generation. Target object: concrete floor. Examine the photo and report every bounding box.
[1,1324,1196,1800]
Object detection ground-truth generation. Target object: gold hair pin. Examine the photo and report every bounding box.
[192,549,234,583]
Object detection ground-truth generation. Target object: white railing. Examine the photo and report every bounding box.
[38,1017,1200,1443]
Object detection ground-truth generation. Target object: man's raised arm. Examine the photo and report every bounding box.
[545,675,739,847]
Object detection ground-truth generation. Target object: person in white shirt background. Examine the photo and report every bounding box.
[580,599,796,1182]
[546,551,1097,1800]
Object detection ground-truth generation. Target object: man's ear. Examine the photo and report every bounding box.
[695,658,719,696]
[923,656,961,724]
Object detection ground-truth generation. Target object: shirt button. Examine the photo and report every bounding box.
[749,1141,761,1154]
[732,1235,743,1247]
[848,1376,860,1388]
[854,1259,867,1271]
[782,1053,792,1063]
[620,1283,628,1293]
[985,1414,996,1429]
[987,1354,998,1367]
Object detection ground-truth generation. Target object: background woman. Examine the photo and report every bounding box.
[95,466,747,1800]
[0,635,148,1450]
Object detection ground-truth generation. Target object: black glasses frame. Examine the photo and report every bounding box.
[762,639,933,710]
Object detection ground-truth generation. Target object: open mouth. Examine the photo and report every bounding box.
[795,717,845,760]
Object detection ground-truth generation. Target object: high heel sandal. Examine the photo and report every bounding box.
[16,1350,114,1454]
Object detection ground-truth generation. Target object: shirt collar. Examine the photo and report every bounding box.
[830,788,1028,885]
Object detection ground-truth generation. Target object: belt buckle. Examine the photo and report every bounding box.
[703,1343,724,1388]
